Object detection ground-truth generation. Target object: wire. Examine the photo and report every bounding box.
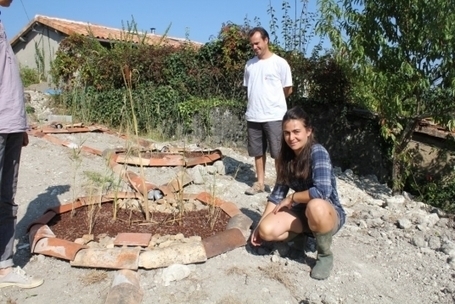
[19,0,30,21]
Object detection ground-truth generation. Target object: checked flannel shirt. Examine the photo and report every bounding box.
[267,144,345,218]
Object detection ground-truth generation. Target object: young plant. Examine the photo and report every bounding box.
[83,170,115,234]
[68,136,87,216]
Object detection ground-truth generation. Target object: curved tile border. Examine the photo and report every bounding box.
[26,123,247,303]
[28,192,252,270]
[28,127,223,167]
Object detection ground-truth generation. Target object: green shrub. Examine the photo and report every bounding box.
[420,173,455,213]
[20,66,40,87]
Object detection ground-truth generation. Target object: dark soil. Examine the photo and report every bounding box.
[47,202,231,241]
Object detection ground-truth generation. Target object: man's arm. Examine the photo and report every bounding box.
[283,86,293,98]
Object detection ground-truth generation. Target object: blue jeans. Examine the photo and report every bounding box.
[0,133,23,269]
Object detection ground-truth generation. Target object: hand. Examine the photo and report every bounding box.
[250,228,262,246]
[273,196,293,214]
[22,132,29,147]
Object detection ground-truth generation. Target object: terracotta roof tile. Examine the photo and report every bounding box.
[11,15,202,48]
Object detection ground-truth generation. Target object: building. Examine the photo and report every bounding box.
[10,15,202,81]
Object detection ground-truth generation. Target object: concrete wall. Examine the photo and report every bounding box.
[12,24,63,82]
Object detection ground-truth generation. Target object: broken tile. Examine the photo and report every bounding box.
[202,228,246,259]
[114,233,152,247]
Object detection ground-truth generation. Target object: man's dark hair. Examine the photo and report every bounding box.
[248,27,270,42]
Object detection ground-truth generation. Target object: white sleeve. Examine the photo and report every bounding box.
[243,65,248,87]
[281,60,293,87]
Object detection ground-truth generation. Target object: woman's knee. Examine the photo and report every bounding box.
[305,199,336,231]
[257,221,278,240]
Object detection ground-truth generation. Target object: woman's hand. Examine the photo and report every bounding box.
[273,195,293,214]
[250,227,262,246]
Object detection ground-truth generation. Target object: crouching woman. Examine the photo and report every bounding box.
[250,106,346,280]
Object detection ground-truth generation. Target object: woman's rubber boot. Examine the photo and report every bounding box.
[310,232,333,280]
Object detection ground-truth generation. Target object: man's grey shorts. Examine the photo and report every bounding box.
[247,121,282,158]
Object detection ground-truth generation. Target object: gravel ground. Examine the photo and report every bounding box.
[0,130,454,304]
[2,91,454,303]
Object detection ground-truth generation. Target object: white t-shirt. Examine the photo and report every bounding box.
[243,54,292,122]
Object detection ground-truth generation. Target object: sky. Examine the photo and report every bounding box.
[0,0,328,53]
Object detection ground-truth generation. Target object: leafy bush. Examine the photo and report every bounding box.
[420,173,455,213]
[20,66,40,87]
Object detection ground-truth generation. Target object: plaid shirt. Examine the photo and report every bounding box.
[267,144,345,215]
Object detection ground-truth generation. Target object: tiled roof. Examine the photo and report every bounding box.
[10,15,202,47]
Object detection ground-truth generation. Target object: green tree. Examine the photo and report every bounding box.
[317,0,455,191]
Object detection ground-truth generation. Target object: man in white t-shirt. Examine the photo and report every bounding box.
[243,27,293,195]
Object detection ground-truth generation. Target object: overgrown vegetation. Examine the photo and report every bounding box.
[20,66,40,87]
[49,0,455,212]
[50,4,346,139]
[317,0,455,201]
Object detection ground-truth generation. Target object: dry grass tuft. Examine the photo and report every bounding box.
[225,266,248,276]
[258,264,293,290]
[79,270,108,285]
[216,295,244,304]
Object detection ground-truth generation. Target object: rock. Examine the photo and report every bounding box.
[448,256,455,269]
[397,218,412,229]
[416,225,426,231]
[158,240,175,248]
[161,264,192,286]
[386,196,406,209]
[173,233,185,240]
[428,236,441,251]
[441,241,455,256]
[368,208,385,218]
[430,207,447,218]
[206,165,218,175]
[190,165,206,185]
[213,160,226,175]
[436,218,450,228]
[82,234,95,243]
[402,191,414,201]
[74,238,85,245]
[306,292,321,304]
[321,294,338,304]
[333,167,342,175]
[139,242,207,269]
[148,189,163,200]
[358,220,368,229]
[343,169,354,178]
[271,255,281,263]
[412,234,427,248]
[368,199,385,207]
[420,247,434,255]
[366,218,383,228]
[425,213,440,228]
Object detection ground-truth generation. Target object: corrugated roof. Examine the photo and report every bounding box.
[10,15,202,47]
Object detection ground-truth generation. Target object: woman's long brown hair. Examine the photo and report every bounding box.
[276,106,317,184]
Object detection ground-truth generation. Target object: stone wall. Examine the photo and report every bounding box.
[189,104,392,182]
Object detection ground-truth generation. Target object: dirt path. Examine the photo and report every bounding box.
[1,132,454,304]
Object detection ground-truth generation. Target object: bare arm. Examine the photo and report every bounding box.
[291,190,311,204]
[283,86,293,98]
[250,201,280,246]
